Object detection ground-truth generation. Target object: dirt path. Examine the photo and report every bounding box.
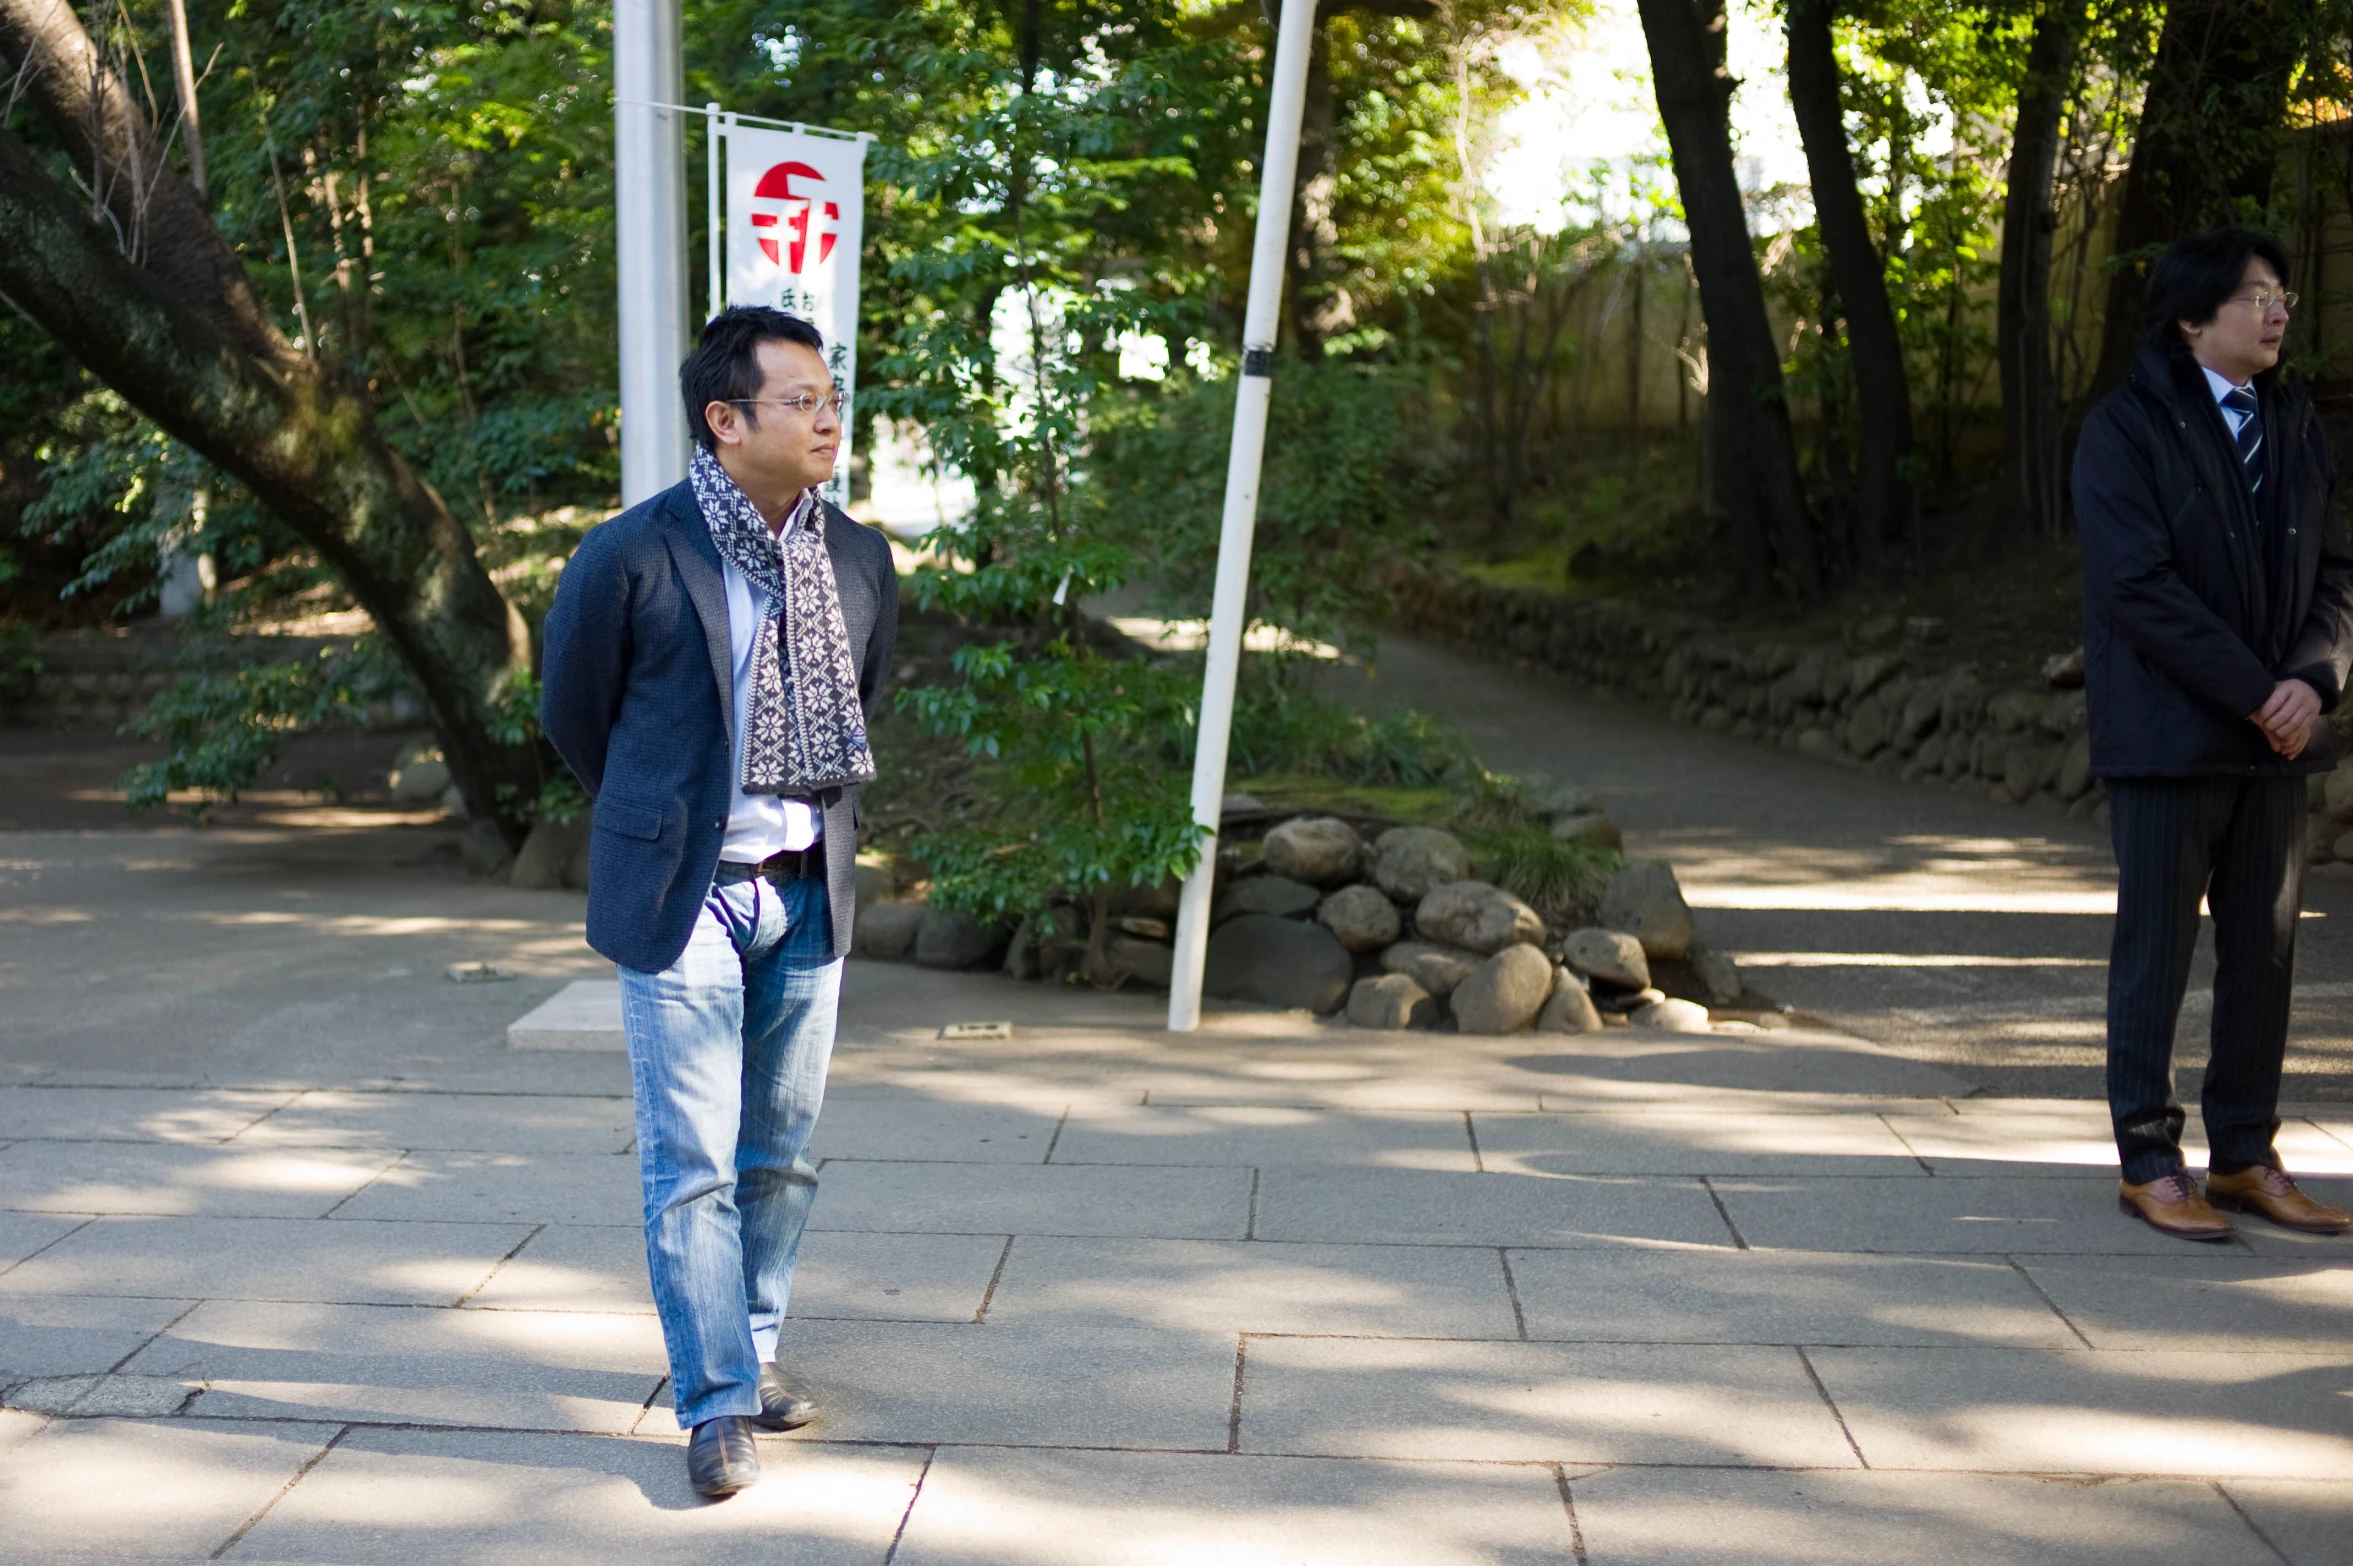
[1340,635,2353,1100]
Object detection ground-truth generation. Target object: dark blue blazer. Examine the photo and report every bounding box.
[540,479,899,972]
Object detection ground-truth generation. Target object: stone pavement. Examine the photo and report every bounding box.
[3,767,2352,1561]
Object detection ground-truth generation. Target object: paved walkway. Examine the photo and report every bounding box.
[0,707,2350,1560]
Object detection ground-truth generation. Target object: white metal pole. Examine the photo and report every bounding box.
[705,104,724,323]
[1167,0,1320,1033]
[615,0,691,506]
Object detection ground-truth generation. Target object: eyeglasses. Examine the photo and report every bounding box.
[2230,290,2299,313]
[728,390,845,418]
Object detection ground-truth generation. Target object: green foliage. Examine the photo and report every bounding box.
[117,638,405,815]
[1464,820,1621,924]
[1226,673,1474,786]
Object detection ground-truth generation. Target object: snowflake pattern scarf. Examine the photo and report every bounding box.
[690,447,877,796]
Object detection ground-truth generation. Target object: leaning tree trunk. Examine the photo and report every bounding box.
[1785,0,1912,570]
[0,0,538,840]
[1636,0,1819,594]
[2088,0,2300,398]
[1998,0,2083,538]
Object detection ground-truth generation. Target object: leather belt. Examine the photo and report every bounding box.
[713,847,820,885]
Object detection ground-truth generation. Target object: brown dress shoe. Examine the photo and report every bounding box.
[2204,1166,2351,1234]
[2118,1173,2233,1241]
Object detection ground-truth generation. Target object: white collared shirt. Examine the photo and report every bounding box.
[718,550,820,860]
[2202,364,2256,436]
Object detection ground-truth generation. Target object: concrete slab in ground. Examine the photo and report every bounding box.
[1809,1345,2353,1477]
[462,1224,1010,1324]
[2023,1254,2353,1352]
[0,1211,89,1270]
[326,1150,641,1225]
[0,1293,195,1380]
[2220,1479,2353,1566]
[1712,1175,2240,1254]
[0,1216,537,1305]
[1566,1466,2274,1565]
[0,1141,403,1218]
[891,1447,1577,1566]
[225,1426,928,1564]
[810,1097,1067,1163]
[1504,1248,2078,1347]
[981,1236,1519,1338]
[1882,1109,2353,1177]
[811,1160,1253,1240]
[230,1091,636,1154]
[1252,1167,1736,1248]
[1470,1109,1925,1176]
[506,979,624,1052]
[639,1320,1237,1449]
[125,1298,665,1432]
[0,1416,338,1557]
[1047,1106,1478,1171]
[1239,1335,1858,1467]
[0,1087,295,1144]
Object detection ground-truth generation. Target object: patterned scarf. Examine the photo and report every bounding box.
[690,447,877,796]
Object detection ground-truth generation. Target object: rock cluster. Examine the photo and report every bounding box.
[1392,568,2110,819]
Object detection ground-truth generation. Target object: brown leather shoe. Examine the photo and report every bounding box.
[2118,1173,2233,1241]
[2205,1166,2351,1234]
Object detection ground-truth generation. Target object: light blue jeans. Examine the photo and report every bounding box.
[617,872,840,1429]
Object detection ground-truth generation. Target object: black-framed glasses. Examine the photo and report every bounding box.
[729,390,845,418]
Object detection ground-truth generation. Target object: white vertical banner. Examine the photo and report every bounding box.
[721,121,869,508]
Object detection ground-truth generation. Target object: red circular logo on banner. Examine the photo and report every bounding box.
[749,161,840,275]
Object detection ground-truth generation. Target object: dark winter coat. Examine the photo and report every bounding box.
[539,479,898,972]
[2076,340,2353,779]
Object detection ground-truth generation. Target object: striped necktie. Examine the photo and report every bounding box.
[2223,384,2263,495]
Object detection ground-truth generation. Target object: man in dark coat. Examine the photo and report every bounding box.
[540,306,898,1495]
[2077,227,2353,1242]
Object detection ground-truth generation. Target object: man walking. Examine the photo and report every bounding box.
[541,306,897,1494]
[2077,227,2353,1242]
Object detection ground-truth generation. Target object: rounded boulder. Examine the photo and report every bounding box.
[1204,913,1354,1013]
[1214,874,1321,922]
[1450,943,1555,1035]
[1263,816,1364,888]
[1414,880,1544,955]
[1378,939,1484,998]
[1371,826,1472,904]
[1562,927,1650,990]
[1346,973,1435,1030]
[1597,861,1695,961]
[1318,884,1401,952]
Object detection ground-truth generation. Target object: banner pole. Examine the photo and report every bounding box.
[705,104,723,321]
[1166,0,1320,1033]
[614,0,691,505]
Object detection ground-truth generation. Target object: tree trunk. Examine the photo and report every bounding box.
[1287,17,1341,360]
[1998,0,2082,538]
[1636,0,1819,594]
[0,0,538,840]
[2089,0,2300,398]
[1785,0,1911,570]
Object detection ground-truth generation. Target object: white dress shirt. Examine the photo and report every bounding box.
[718,556,820,860]
[2203,364,2255,435]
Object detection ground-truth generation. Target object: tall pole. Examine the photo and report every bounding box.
[615,0,691,506]
[1167,0,1320,1033]
[163,0,205,202]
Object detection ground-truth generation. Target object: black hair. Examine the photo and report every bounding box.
[2142,227,2292,349]
[679,305,826,451]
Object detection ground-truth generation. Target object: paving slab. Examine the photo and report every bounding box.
[891,1447,1576,1566]
[0,1293,194,1380]
[1808,1345,2353,1477]
[1506,1248,2077,1347]
[2220,1479,2353,1566]
[123,1298,666,1432]
[230,1090,637,1153]
[326,1150,640,1225]
[0,1416,338,1558]
[0,1405,45,1458]
[811,1161,1253,1240]
[506,979,625,1052]
[1497,1028,1976,1098]
[1239,1335,1858,1466]
[0,1086,294,1144]
[981,1236,1519,1339]
[1712,1175,2228,1254]
[1048,1106,1478,1171]
[1882,1110,2353,1177]
[1567,1466,2272,1565]
[1253,1168,1735,1248]
[2218,1183,2353,1256]
[462,1224,1009,1323]
[638,1319,1237,1448]
[225,1425,928,1564]
[1470,1110,1925,1176]
[0,1216,538,1305]
[809,1097,1067,1163]
[0,1210,88,1270]
[0,1141,403,1218]
[2022,1255,2353,1353]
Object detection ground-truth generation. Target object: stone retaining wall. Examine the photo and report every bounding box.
[1388,566,2110,820]
[1,628,426,731]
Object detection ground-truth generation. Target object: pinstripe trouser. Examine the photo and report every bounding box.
[2105,775,2304,1184]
